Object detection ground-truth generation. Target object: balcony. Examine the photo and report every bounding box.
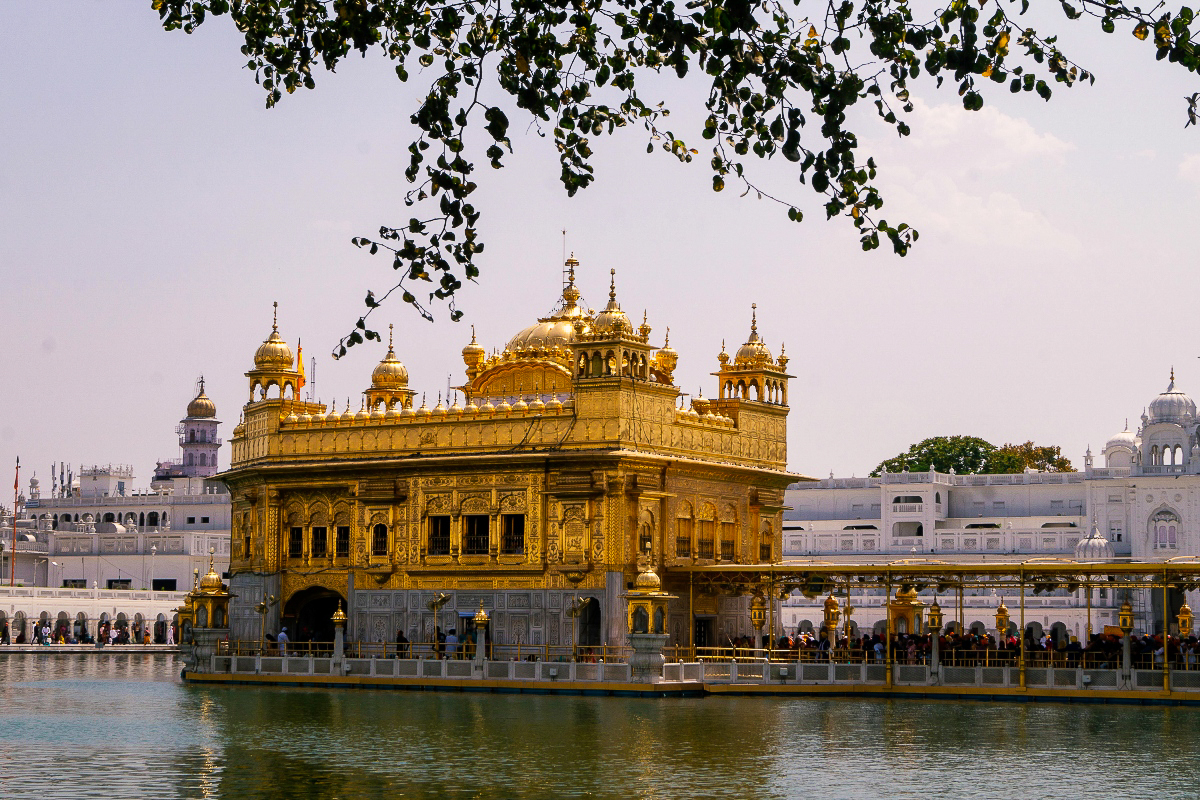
[892,503,923,513]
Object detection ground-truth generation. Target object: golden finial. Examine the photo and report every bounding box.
[750,303,757,334]
[272,301,279,333]
[1171,366,1175,382]
[642,310,647,326]
[609,268,617,301]
[721,339,726,354]
[664,327,670,346]
[388,323,394,352]
[470,325,477,343]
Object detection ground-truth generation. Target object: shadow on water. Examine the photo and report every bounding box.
[1,658,1200,799]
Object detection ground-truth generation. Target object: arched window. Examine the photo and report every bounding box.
[189,430,196,443]
[1153,509,1181,549]
[199,453,207,467]
[138,512,145,527]
[186,453,194,466]
[147,511,159,527]
[676,502,694,558]
[372,523,388,556]
[1176,445,1185,466]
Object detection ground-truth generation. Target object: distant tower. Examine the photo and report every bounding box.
[179,377,221,477]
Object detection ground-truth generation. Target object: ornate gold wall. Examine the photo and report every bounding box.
[221,261,797,646]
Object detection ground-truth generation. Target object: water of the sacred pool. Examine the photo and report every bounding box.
[0,655,1197,799]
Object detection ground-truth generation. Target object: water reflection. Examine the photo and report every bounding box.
[0,657,1199,798]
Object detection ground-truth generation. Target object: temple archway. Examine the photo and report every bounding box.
[282,586,346,643]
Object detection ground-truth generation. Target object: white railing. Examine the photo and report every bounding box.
[892,503,922,513]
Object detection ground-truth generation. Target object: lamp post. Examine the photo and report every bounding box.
[473,601,490,665]
[750,594,767,655]
[1178,602,1194,638]
[926,598,944,678]
[1119,596,1135,684]
[149,544,156,592]
[822,593,840,659]
[994,599,1010,645]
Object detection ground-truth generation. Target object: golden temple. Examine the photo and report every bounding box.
[221,257,797,650]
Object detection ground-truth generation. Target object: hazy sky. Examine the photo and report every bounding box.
[2,3,1198,489]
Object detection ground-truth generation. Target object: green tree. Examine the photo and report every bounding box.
[150,0,1200,354]
[870,435,1074,475]
[870,436,995,476]
[988,441,1073,472]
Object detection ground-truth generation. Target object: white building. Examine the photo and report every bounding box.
[782,371,1200,641]
[0,381,232,642]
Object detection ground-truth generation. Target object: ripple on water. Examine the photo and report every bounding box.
[0,658,1198,799]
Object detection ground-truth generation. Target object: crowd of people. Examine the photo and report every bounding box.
[710,627,1200,670]
[0,619,176,646]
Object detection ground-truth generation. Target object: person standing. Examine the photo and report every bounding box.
[276,627,289,655]
[446,629,459,659]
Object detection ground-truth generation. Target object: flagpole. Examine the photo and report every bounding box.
[12,456,18,587]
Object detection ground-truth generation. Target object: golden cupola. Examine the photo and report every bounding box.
[713,303,792,408]
[733,304,774,369]
[651,327,679,384]
[503,255,592,352]
[186,377,217,419]
[254,303,294,370]
[461,326,486,380]
[245,302,303,403]
[365,325,417,411]
[591,270,633,337]
[371,325,410,389]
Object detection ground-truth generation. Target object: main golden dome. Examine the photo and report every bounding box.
[371,325,410,389]
[186,379,217,418]
[254,303,294,370]
[505,256,592,352]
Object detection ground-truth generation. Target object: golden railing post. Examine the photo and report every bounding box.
[688,571,694,656]
[884,572,892,688]
[1163,566,1170,693]
[1018,568,1026,689]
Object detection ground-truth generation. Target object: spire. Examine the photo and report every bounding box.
[470,325,477,344]
[272,301,279,333]
[609,268,617,302]
[388,323,394,353]
[1170,366,1176,391]
[751,303,757,334]
[664,327,670,347]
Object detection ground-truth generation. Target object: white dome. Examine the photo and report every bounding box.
[1147,374,1196,425]
[1075,522,1115,562]
[1105,425,1136,452]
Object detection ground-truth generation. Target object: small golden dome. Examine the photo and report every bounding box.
[546,394,563,412]
[432,395,447,417]
[371,325,410,390]
[197,549,223,594]
[592,270,633,337]
[513,396,529,413]
[254,303,294,371]
[462,326,486,364]
[896,586,918,602]
[186,378,217,418]
[331,600,348,625]
[823,593,840,612]
[415,395,431,418]
[734,304,774,368]
[497,398,513,414]
[634,563,662,591]
[529,395,546,412]
[473,601,490,628]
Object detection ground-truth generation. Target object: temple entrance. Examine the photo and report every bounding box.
[579,598,601,647]
[282,587,345,644]
[694,617,714,648]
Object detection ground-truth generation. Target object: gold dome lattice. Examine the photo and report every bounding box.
[254,302,294,370]
[371,325,410,389]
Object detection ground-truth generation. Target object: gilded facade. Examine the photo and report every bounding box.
[221,259,797,648]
